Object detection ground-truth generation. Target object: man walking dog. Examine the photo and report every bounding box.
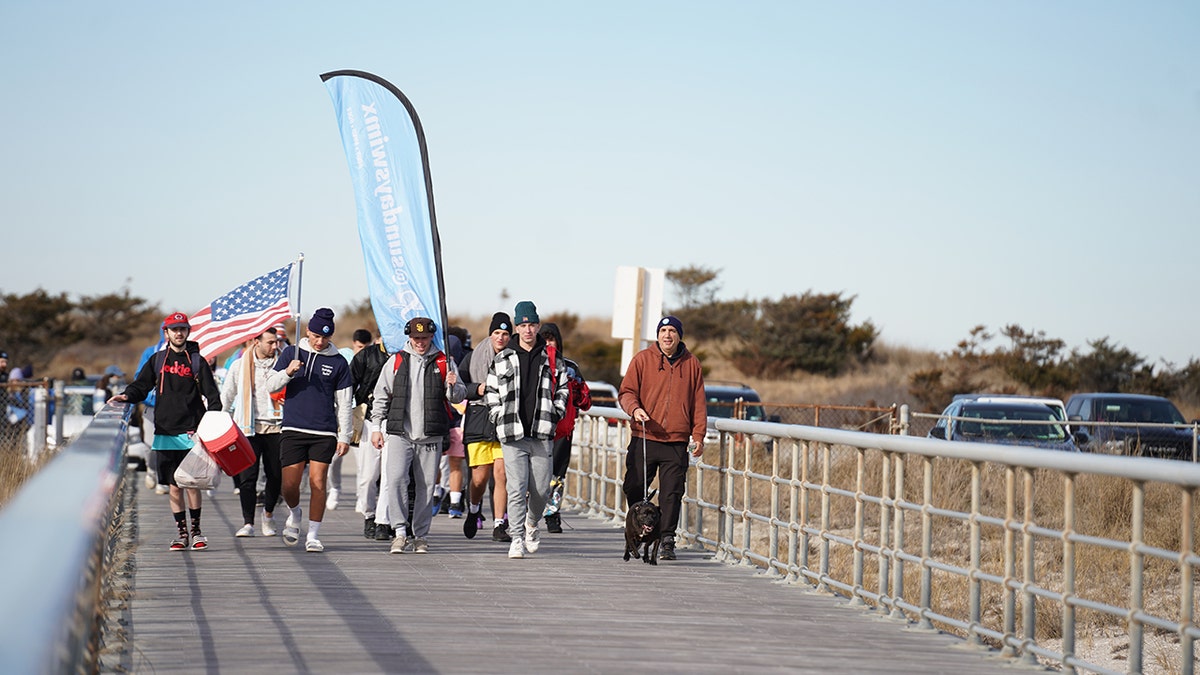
[618,315,706,561]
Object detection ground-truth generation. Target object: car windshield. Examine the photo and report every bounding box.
[1096,400,1186,425]
[958,406,1068,442]
[706,392,766,421]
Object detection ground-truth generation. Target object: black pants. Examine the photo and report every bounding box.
[235,432,282,524]
[551,435,573,481]
[622,437,688,536]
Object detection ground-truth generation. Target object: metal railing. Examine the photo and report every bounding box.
[567,407,1200,675]
[0,402,131,673]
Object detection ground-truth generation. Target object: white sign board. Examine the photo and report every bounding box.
[611,266,665,375]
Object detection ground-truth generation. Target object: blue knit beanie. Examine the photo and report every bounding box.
[308,307,336,336]
[658,315,683,338]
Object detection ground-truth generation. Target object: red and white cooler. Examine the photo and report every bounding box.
[196,411,256,476]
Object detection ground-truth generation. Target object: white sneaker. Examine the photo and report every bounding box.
[154,484,168,495]
[326,487,340,510]
[305,538,324,552]
[524,522,540,554]
[390,534,408,554]
[143,473,155,489]
[261,511,276,537]
[508,537,525,559]
[235,524,255,537]
[413,538,429,554]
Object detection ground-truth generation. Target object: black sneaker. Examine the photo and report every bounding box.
[492,521,512,542]
[659,536,676,561]
[545,513,563,534]
[375,524,394,541]
[363,517,377,540]
[464,511,483,539]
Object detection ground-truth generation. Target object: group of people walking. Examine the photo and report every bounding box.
[111,301,707,561]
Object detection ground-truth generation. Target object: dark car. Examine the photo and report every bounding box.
[928,399,1085,452]
[1065,393,1197,461]
[704,383,778,447]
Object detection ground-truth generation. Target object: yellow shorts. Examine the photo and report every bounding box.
[467,441,503,468]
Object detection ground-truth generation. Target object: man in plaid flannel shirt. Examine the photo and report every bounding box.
[485,300,568,559]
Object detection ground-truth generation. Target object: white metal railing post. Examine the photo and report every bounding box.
[1001,466,1017,657]
[31,386,47,458]
[968,461,982,646]
[899,404,910,436]
[850,447,865,606]
[799,440,812,579]
[1180,487,1195,675]
[918,455,934,629]
[53,379,65,447]
[818,442,832,593]
[740,432,753,567]
[718,430,734,563]
[786,439,800,584]
[766,435,782,577]
[1062,472,1077,675]
[889,452,906,620]
[877,451,892,616]
[1020,469,1037,665]
[1129,481,1146,673]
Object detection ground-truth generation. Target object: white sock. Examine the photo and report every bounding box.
[494,518,506,527]
[289,506,302,525]
[450,491,462,505]
[307,520,321,540]
[469,502,481,514]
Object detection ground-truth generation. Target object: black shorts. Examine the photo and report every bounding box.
[280,430,337,467]
[155,450,186,487]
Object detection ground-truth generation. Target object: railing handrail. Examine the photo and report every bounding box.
[718,417,1200,486]
[0,402,130,673]
[568,410,1199,674]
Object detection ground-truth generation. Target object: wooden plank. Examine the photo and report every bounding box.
[124,466,1038,674]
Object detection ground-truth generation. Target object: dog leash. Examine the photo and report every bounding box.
[640,419,650,504]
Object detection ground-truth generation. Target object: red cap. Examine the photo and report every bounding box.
[162,312,190,330]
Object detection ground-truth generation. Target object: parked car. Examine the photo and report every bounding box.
[928,399,1085,451]
[1065,392,1197,461]
[587,381,619,406]
[586,381,620,426]
[704,382,778,447]
[952,394,1068,425]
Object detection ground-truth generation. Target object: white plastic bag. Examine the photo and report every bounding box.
[173,445,223,490]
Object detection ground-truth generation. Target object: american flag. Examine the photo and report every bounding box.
[190,264,296,359]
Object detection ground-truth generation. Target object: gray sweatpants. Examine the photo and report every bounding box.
[381,434,441,537]
[501,436,552,540]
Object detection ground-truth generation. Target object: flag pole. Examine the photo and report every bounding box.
[294,252,305,346]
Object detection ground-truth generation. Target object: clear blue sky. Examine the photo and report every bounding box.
[2,2,1197,365]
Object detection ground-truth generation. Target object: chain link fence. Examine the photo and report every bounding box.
[1,381,50,457]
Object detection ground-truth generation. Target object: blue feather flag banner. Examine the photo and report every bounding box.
[321,70,447,353]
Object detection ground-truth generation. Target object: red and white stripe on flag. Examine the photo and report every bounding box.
[190,264,295,359]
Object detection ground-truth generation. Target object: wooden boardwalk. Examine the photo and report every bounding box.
[120,466,1041,674]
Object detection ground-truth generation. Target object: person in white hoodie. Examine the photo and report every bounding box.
[370,317,466,554]
[266,308,353,553]
[220,328,283,538]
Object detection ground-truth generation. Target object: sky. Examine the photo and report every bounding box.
[1,2,1197,365]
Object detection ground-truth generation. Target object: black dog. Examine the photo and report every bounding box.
[623,491,662,565]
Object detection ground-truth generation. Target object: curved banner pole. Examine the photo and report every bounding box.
[320,70,448,353]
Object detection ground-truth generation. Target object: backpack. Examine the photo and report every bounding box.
[151,348,205,395]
